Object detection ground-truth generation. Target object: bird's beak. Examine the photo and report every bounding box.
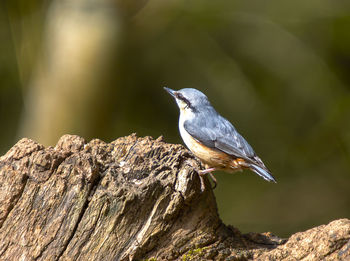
[164,87,176,98]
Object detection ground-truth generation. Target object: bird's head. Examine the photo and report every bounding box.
[164,87,210,113]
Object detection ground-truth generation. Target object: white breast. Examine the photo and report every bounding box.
[178,110,195,150]
[179,110,214,163]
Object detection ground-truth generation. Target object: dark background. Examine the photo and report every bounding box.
[1,0,350,237]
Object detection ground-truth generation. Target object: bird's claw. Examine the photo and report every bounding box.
[198,168,217,190]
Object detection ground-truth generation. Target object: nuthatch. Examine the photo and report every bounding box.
[164,87,276,188]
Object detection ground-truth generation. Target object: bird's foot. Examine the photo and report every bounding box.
[183,160,217,191]
[198,168,216,175]
[198,168,217,190]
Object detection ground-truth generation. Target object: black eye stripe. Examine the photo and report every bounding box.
[176,93,189,104]
[176,93,195,111]
[176,93,185,100]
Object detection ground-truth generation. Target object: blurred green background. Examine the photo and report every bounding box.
[1,0,350,237]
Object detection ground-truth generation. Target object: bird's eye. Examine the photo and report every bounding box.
[176,93,192,110]
[184,100,192,110]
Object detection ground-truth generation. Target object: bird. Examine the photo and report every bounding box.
[164,87,276,188]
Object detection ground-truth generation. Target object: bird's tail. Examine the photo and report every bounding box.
[249,164,276,183]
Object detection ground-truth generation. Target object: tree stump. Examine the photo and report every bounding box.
[0,134,349,260]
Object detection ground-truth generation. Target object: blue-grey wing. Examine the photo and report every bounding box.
[184,111,276,182]
[183,112,256,161]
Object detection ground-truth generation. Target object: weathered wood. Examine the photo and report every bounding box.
[0,134,349,260]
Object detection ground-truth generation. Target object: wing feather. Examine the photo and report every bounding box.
[183,108,276,182]
[183,110,256,162]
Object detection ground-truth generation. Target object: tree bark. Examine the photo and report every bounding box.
[0,134,349,260]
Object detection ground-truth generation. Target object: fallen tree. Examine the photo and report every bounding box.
[0,134,349,260]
